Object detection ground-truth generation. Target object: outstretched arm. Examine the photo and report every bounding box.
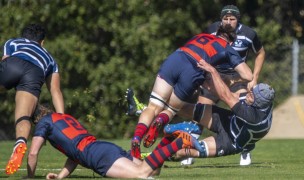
[46,73,65,113]
[197,60,239,108]
[46,158,78,179]
[27,136,45,178]
[248,47,265,90]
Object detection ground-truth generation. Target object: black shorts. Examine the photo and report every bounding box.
[209,106,241,156]
[0,57,44,97]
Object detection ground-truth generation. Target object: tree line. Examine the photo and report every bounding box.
[0,0,303,138]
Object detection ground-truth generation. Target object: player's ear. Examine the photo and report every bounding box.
[40,40,44,46]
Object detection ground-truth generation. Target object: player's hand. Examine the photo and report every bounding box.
[197,60,214,72]
[46,173,59,179]
[247,79,257,91]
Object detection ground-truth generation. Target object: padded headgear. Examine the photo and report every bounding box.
[220,5,241,20]
[252,83,275,109]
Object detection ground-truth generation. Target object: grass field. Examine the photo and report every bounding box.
[0,139,304,179]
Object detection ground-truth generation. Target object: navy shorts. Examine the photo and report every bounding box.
[158,51,205,102]
[0,57,44,97]
[82,141,133,177]
[209,106,240,156]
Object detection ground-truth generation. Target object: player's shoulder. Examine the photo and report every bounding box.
[237,23,258,37]
[205,21,221,34]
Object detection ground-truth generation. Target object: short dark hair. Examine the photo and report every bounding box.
[216,24,236,43]
[21,24,46,42]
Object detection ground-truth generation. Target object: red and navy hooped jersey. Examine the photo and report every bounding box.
[180,33,244,69]
[3,38,58,77]
[33,113,96,164]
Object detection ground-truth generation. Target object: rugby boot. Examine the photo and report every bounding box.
[143,117,163,148]
[240,152,251,166]
[5,143,27,175]
[164,121,202,137]
[125,88,146,116]
[131,136,141,159]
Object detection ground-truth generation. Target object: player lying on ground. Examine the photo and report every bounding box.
[26,104,203,179]
[165,59,274,161]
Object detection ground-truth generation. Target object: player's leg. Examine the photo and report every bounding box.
[131,75,173,158]
[143,90,185,148]
[6,91,37,175]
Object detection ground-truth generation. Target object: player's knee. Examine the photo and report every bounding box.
[15,116,31,127]
[149,92,166,109]
[193,103,206,122]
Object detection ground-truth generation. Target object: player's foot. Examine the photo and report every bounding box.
[164,121,202,136]
[131,136,141,159]
[5,143,27,175]
[240,152,251,166]
[125,88,146,116]
[181,157,195,166]
[143,117,163,148]
[172,130,195,149]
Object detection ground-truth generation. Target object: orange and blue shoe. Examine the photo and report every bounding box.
[131,136,141,159]
[5,143,27,175]
[171,130,205,152]
[143,117,163,148]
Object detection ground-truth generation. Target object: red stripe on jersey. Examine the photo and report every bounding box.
[77,136,96,151]
[180,47,202,62]
[181,34,228,61]
[52,113,64,122]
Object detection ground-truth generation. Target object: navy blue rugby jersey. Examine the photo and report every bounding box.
[3,38,58,77]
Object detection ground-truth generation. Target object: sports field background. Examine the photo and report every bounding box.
[0,139,303,179]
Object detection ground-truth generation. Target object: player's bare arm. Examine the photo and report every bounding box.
[50,158,78,179]
[27,136,45,178]
[197,60,239,108]
[248,46,265,90]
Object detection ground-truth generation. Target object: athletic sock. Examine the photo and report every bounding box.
[145,138,183,170]
[133,123,148,140]
[155,136,174,150]
[14,137,27,147]
[157,113,170,125]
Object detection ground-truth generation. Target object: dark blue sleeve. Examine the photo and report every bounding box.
[226,45,244,68]
[33,115,52,139]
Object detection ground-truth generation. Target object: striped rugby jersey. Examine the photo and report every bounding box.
[3,38,58,77]
[230,95,273,152]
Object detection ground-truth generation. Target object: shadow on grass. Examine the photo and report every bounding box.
[163,162,275,169]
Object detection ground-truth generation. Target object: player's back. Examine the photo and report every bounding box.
[34,113,95,161]
[180,33,243,70]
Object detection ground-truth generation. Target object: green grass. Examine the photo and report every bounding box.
[0,139,304,179]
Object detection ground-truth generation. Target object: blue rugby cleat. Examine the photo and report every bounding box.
[164,121,202,136]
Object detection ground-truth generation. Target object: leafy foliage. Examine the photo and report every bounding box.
[0,0,303,138]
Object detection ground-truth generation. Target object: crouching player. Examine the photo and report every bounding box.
[26,105,203,179]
